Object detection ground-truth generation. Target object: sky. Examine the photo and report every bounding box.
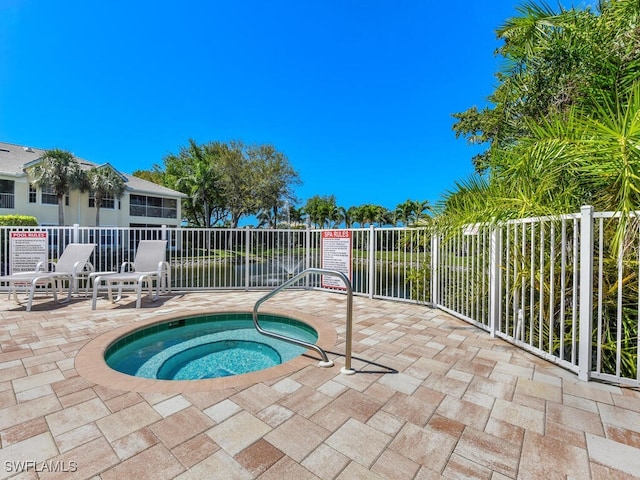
[0,0,595,221]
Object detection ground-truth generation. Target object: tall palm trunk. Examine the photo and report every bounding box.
[57,194,65,225]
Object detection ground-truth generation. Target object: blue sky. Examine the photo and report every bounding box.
[0,0,593,218]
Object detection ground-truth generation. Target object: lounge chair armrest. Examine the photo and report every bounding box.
[119,261,134,273]
[156,261,168,275]
[72,261,95,275]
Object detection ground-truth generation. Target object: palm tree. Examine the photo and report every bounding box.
[414,200,431,223]
[302,195,337,228]
[341,206,358,228]
[164,139,225,228]
[350,206,365,227]
[355,204,389,227]
[86,165,126,226]
[374,207,393,227]
[327,204,344,228]
[395,200,415,226]
[28,149,87,225]
[519,82,640,247]
[288,205,305,226]
[257,209,276,228]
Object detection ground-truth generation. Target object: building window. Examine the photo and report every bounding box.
[89,192,115,209]
[41,185,58,205]
[41,185,69,206]
[129,194,177,219]
[28,184,37,203]
[0,179,15,209]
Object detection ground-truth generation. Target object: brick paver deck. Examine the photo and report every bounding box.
[1,290,639,479]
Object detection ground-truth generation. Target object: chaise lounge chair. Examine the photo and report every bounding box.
[91,240,170,309]
[0,243,96,311]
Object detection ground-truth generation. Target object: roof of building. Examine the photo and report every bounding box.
[0,141,186,198]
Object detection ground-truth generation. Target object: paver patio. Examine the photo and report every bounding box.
[1,290,639,479]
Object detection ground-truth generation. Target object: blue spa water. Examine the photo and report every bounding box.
[105,313,318,380]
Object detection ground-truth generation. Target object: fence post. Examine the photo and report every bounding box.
[489,225,502,338]
[72,224,79,243]
[430,234,440,307]
[305,225,311,271]
[304,225,311,289]
[368,225,375,299]
[578,205,594,381]
[245,229,251,290]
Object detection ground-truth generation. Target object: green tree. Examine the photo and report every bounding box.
[281,204,304,227]
[132,165,164,185]
[257,209,276,228]
[441,0,640,379]
[217,141,256,228]
[447,0,640,223]
[163,139,226,227]
[356,204,389,227]
[338,206,351,228]
[28,149,87,225]
[86,165,126,226]
[250,144,301,228]
[452,0,640,174]
[303,195,337,228]
[395,199,431,226]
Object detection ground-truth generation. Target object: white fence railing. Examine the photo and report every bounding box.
[0,207,638,387]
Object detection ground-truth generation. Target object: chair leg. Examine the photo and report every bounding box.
[91,276,102,310]
[135,281,143,309]
[26,280,37,312]
[9,286,18,304]
[51,281,59,303]
[114,283,124,302]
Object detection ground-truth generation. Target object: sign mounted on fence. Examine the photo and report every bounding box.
[321,230,352,290]
[10,232,48,274]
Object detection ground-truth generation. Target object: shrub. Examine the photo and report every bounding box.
[0,215,39,226]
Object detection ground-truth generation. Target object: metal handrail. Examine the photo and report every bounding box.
[252,268,355,374]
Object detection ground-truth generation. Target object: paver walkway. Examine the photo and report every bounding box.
[1,290,639,479]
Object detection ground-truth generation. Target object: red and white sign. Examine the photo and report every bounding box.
[321,230,352,289]
[10,231,48,274]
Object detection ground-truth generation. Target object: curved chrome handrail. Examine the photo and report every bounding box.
[252,268,355,373]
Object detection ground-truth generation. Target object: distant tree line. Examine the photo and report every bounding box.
[299,195,430,228]
[134,139,431,228]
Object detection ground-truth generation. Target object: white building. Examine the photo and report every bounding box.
[0,141,186,227]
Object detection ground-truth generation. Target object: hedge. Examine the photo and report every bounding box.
[0,215,39,226]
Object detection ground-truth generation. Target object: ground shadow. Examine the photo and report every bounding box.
[325,350,398,374]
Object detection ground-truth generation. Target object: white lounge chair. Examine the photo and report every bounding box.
[0,243,96,311]
[91,240,170,309]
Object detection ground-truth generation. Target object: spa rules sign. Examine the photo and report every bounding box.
[321,230,352,290]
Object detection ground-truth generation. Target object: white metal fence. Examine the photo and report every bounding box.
[0,207,638,386]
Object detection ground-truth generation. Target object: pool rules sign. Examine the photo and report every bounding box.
[10,231,48,274]
[321,230,352,289]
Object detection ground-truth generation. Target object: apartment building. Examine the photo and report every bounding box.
[0,141,186,227]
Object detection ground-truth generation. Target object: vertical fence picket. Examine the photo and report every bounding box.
[578,206,594,381]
